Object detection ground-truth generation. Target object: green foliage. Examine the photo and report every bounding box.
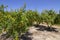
[41,10,57,26]
[0,4,29,40]
[25,10,41,25]
[54,14,60,24]
[0,4,60,40]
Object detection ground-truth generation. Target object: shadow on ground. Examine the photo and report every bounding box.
[0,32,13,40]
[0,24,59,40]
[21,24,59,40]
[34,24,58,32]
[21,32,32,40]
[0,32,32,40]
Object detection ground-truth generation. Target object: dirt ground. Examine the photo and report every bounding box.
[0,24,60,40]
[21,24,60,40]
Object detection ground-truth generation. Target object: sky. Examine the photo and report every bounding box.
[0,0,60,12]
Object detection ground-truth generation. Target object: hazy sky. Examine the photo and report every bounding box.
[0,0,60,12]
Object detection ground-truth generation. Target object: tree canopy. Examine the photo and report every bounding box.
[0,4,60,40]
